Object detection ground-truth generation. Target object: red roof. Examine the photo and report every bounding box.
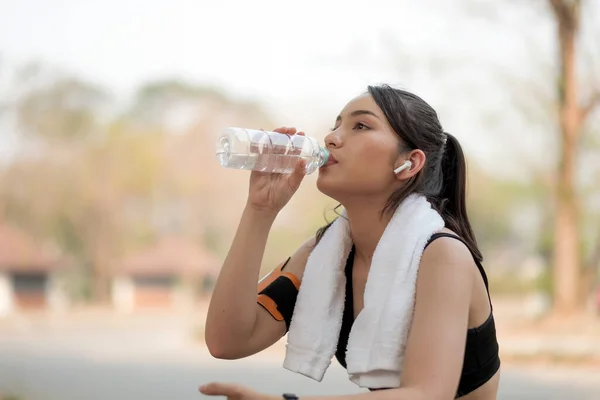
[0,224,60,273]
[118,236,221,278]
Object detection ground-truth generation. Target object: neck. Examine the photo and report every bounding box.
[343,198,394,264]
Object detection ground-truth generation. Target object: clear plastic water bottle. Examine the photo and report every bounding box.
[215,127,329,174]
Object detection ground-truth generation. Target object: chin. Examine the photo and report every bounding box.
[316,172,353,203]
[317,171,391,205]
[316,171,340,198]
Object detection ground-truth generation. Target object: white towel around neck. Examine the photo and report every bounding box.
[282,194,445,388]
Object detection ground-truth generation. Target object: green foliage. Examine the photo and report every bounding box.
[17,77,109,140]
[135,79,228,104]
[489,267,552,296]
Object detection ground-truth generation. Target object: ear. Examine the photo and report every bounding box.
[394,149,426,179]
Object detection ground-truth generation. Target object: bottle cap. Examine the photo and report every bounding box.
[321,147,329,165]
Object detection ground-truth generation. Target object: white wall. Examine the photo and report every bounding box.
[0,272,14,317]
[112,276,135,313]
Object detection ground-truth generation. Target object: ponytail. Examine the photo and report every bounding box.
[438,133,482,262]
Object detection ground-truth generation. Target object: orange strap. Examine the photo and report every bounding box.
[257,294,284,321]
[257,258,300,320]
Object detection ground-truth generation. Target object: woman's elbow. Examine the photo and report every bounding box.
[204,331,236,359]
[207,345,237,360]
[205,337,241,360]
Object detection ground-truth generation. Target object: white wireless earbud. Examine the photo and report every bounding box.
[394,160,412,174]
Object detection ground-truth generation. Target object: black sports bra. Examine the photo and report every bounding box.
[334,233,501,398]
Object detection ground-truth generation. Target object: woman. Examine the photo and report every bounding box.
[200,85,501,400]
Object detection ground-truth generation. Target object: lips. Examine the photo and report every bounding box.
[323,153,338,167]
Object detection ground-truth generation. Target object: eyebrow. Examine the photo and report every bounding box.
[335,109,380,122]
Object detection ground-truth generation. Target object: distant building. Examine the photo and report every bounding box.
[112,236,220,312]
[0,224,65,316]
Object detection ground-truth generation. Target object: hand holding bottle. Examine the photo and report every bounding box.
[246,127,308,215]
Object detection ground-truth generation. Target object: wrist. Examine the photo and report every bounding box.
[244,203,279,220]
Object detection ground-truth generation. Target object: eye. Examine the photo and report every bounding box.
[353,122,369,130]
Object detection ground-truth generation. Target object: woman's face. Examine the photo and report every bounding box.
[317,93,405,202]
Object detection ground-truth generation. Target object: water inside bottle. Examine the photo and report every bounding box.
[217,128,321,173]
[221,151,309,173]
[216,129,320,173]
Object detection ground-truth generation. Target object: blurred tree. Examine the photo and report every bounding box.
[546,0,599,313]
[16,74,109,143]
[122,78,276,250]
[0,64,114,301]
[458,0,600,313]
[125,79,228,132]
[0,63,169,302]
[0,105,166,302]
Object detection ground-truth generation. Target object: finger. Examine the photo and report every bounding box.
[273,127,287,133]
[296,130,305,136]
[288,159,307,188]
[199,382,241,396]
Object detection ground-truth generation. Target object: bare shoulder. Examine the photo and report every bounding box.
[281,235,316,279]
[420,229,477,279]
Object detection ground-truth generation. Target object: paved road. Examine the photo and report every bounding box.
[0,311,599,400]
[2,346,600,400]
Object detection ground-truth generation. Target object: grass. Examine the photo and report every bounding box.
[1,394,26,400]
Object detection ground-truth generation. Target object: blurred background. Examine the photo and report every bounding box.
[0,0,599,399]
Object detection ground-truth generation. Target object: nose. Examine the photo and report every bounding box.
[324,131,341,149]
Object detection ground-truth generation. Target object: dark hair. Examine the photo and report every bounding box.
[315,84,482,262]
